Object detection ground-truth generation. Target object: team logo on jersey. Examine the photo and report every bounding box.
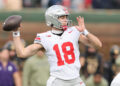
[68,30,73,33]
[34,36,41,43]
[35,37,41,40]
[46,35,51,37]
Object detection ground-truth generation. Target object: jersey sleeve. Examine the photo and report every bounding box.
[34,33,48,51]
[34,33,42,44]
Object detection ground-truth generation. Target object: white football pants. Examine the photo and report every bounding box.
[47,76,86,86]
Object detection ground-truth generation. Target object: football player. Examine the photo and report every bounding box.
[12,5,102,86]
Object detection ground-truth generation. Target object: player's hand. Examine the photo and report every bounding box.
[13,26,21,31]
[76,16,86,32]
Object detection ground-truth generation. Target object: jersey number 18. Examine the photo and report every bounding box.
[53,42,75,66]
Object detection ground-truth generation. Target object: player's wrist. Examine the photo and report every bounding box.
[83,29,89,36]
[13,30,20,37]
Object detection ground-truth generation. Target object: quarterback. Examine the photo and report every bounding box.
[12,5,102,86]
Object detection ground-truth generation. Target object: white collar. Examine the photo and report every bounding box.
[51,29,63,34]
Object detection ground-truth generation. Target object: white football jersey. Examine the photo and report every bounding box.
[111,73,120,86]
[34,26,82,80]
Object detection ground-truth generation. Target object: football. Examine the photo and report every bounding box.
[2,15,22,31]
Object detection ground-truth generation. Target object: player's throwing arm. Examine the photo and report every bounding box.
[2,15,43,58]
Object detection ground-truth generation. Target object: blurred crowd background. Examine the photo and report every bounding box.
[0,0,120,86]
[0,0,120,10]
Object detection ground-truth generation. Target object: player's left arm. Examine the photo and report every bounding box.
[79,33,102,48]
[76,16,102,48]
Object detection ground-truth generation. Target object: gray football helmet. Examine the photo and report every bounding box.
[45,5,71,30]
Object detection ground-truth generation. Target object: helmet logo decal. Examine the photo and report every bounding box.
[63,8,69,14]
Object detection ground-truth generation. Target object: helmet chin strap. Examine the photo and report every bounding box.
[62,25,68,31]
[51,24,68,35]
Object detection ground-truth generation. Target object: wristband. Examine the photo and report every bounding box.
[83,29,89,36]
[13,31,20,37]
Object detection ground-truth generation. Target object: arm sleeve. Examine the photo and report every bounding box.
[34,33,48,51]
[34,33,42,44]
